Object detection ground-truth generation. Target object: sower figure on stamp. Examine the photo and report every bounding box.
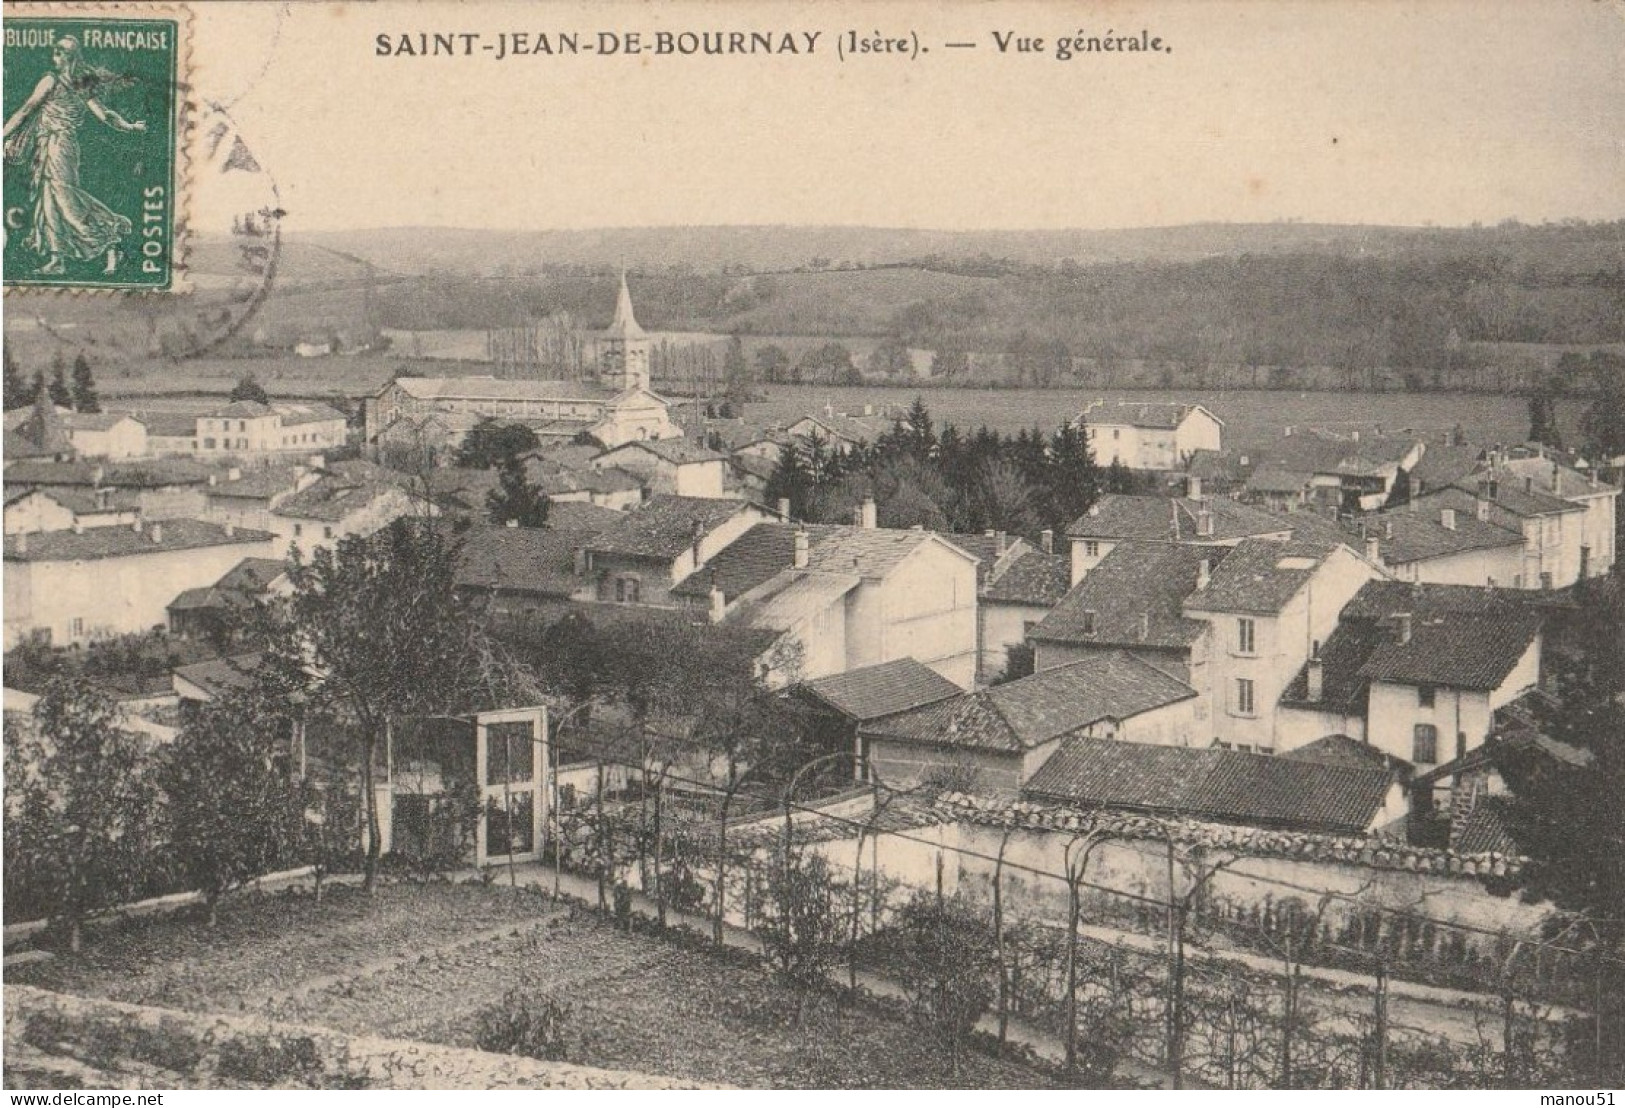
[3,36,146,276]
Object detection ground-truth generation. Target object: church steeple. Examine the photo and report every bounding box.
[598,269,651,392]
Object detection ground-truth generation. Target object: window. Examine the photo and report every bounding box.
[69,617,84,640]
[1235,678,1255,716]
[1112,428,1120,440]
[1413,723,1438,764]
[204,437,216,449]
[323,526,334,539]
[1456,731,1468,760]
[615,576,640,604]
[1417,685,1436,709]
[1237,618,1256,655]
[294,524,303,536]
[1084,541,1100,558]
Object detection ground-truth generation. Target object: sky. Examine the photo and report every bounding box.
[183,0,1625,233]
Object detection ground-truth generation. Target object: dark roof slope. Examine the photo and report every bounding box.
[983,550,1071,606]
[1360,506,1523,564]
[586,495,756,560]
[800,659,963,722]
[457,524,599,598]
[4,520,275,562]
[861,653,1195,754]
[1031,542,1218,649]
[1183,538,1338,615]
[599,438,725,465]
[1279,619,1389,714]
[670,522,839,602]
[1358,610,1541,691]
[1067,495,1293,543]
[1024,737,1396,835]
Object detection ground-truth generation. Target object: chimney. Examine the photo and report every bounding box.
[1196,507,1214,537]
[225,522,235,538]
[1440,508,1456,531]
[1140,611,1150,641]
[573,548,588,576]
[132,518,142,534]
[1081,610,1097,635]
[1550,461,1560,492]
[1383,520,1393,541]
[1366,536,1380,563]
[1307,649,1324,702]
[1285,426,1294,438]
[793,528,809,569]
[1395,612,1412,645]
[1524,476,1534,495]
[1040,528,1054,554]
[777,497,791,520]
[709,582,726,624]
[15,532,27,555]
[1187,474,1203,500]
[1487,478,1499,501]
[1475,493,1490,521]
[1196,557,1212,590]
[71,518,84,535]
[690,520,704,564]
[1351,430,1361,443]
[860,496,877,529]
[995,530,1007,556]
[149,522,163,545]
[208,473,218,487]
[91,465,104,486]
[1413,476,1425,498]
[863,404,873,417]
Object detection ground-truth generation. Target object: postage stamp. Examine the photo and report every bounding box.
[2,8,185,291]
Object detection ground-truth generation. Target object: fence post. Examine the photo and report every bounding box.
[1373,956,1388,1090]
[994,828,1011,1048]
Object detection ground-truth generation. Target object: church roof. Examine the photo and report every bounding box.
[603,271,646,340]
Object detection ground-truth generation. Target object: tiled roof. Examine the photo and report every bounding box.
[1067,494,1293,542]
[1282,734,1410,775]
[1279,619,1389,714]
[670,523,839,602]
[207,400,275,419]
[1342,579,1542,621]
[1257,432,1420,479]
[1497,456,1619,500]
[1247,465,1313,494]
[1358,610,1542,691]
[860,652,1195,754]
[1024,737,1395,835]
[1360,506,1523,564]
[586,495,757,560]
[133,411,201,437]
[983,550,1071,606]
[172,653,263,699]
[730,569,861,632]
[0,460,101,486]
[599,438,725,465]
[4,519,274,562]
[804,526,970,578]
[1183,538,1337,615]
[800,658,963,721]
[1407,444,1484,493]
[59,412,137,431]
[273,461,410,522]
[215,557,290,593]
[390,376,617,403]
[1186,449,1255,487]
[1089,402,1206,431]
[1031,541,1218,649]
[205,464,308,502]
[273,402,348,426]
[103,459,220,488]
[456,524,598,598]
[546,500,629,531]
[1433,481,1579,522]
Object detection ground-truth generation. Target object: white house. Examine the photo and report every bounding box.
[59,412,149,459]
[1495,456,1619,581]
[579,495,771,609]
[1065,492,1295,584]
[591,439,730,499]
[4,520,280,647]
[1182,539,1387,755]
[269,460,421,557]
[1081,402,1223,470]
[194,401,348,457]
[1357,504,1526,587]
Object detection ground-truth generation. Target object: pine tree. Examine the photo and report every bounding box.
[47,358,72,409]
[1043,420,1102,533]
[3,348,30,410]
[230,373,270,406]
[487,454,551,528]
[28,370,47,410]
[764,443,812,520]
[70,354,100,413]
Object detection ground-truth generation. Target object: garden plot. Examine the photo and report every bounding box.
[8,884,1056,1090]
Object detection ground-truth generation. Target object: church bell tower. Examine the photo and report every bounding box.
[597,270,651,392]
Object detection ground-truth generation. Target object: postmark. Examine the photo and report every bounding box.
[2,5,187,291]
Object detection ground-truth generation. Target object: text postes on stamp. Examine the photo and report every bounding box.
[2,11,182,291]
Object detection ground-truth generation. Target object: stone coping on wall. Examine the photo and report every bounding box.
[932,793,1527,879]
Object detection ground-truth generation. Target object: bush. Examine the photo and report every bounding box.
[473,989,574,1062]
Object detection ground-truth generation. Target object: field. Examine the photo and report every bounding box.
[9,884,1054,1090]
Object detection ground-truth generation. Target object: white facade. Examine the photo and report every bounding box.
[591,443,728,498]
[1364,637,1541,770]
[61,415,149,460]
[1084,404,1223,470]
[1190,545,1385,753]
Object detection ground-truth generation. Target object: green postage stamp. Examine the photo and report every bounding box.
[2,8,184,291]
